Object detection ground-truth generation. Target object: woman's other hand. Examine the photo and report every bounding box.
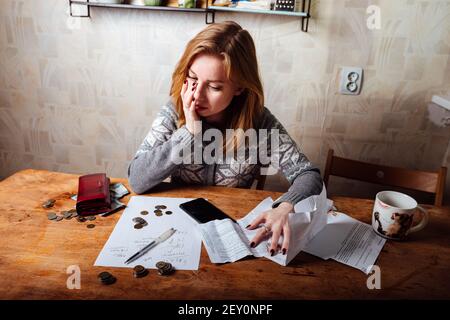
[246,202,294,256]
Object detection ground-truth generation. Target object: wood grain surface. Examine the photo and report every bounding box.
[0,169,449,299]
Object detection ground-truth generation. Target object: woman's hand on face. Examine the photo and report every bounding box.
[246,202,293,256]
[181,79,201,135]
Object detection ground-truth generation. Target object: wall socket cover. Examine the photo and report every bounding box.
[339,67,363,95]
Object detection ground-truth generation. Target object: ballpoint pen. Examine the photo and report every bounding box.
[124,228,176,265]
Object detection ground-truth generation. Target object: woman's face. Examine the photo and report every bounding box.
[187,54,242,124]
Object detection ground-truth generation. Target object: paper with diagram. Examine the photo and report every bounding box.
[94,196,202,270]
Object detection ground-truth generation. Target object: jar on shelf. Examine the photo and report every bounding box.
[144,0,163,5]
[90,0,125,3]
[178,0,196,8]
[128,0,145,5]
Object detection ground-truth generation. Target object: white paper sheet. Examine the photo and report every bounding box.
[198,185,331,266]
[94,196,202,270]
[304,211,386,274]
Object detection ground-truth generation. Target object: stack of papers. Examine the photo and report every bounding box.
[198,185,331,266]
[198,185,386,273]
[304,211,386,274]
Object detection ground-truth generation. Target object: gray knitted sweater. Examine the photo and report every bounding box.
[128,102,323,208]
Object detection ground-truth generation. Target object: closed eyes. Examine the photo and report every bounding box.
[187,75,222,91]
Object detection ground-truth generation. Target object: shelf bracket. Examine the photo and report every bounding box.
[69,0,90,18]
[205,10,215,24]
[301,0,311,32]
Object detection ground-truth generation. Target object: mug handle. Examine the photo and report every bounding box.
[408,206,429,234]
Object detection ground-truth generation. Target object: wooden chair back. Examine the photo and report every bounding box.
[323,149,447,206]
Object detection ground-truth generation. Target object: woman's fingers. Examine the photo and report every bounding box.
[249,227,269,248]
[246,208,290,256]
[246,213,266,230]
[182,80,196,109]
[181,79,187,97]
[184,83,200,134]
[281,224,290,255]
[269,227,282,256]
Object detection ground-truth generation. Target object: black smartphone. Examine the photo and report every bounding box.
[179,198,236,224]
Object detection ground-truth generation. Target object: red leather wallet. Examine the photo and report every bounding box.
[76,173,111,216]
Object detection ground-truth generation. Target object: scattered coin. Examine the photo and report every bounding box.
[140,210,149,216]
[42,199,55,209]
[77,216,87,223]
[86,216,96,221]
[133,265,149,278]
[62,211,72,219]
[155,261,174,276]
[87,224,95,229]
[102,277,116,285]
[165,211,172,215]
[154,211,163,217]
[47,213,57,220]
[55,216,63,222]
[71,211,78,218]
[158,205,167,210]
[132,217,146,224]
[68,209,77,214]
[98,271,116,285]
[132,217,148,229]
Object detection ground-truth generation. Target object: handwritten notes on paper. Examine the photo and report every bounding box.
[94,196,202,270]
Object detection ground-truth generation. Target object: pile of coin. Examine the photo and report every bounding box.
[77,214,96,225]
[154,205,172,216]
[42,199,56,209]
[46,207,98,229]
[98,271,116,285]
[43,195,106,229]
[133,265,149,278]
[156,261,174,276]
[132,217,148,229]
[47,208,78,222]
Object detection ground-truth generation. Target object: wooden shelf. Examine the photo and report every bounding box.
[69,0,311,31]
[208,6,309,18]
[70,1,208,13]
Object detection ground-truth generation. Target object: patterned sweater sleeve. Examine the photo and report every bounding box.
[259,108,323,208]
[127,104,194,194]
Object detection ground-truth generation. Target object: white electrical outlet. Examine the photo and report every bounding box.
[339,67,363,95]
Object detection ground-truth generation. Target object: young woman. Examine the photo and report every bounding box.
[128,21,323,256]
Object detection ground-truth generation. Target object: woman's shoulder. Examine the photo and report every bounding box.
[147,100,180,132]
[159,100,180,122]
[255,106,284,130]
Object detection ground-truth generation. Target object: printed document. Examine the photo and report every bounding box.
[304,211,386,274]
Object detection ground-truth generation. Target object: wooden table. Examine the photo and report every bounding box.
[0,169,449,300]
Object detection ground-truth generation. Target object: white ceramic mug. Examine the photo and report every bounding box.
[372,191,429,240]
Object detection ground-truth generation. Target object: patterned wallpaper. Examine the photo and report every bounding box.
[0,0,449,203]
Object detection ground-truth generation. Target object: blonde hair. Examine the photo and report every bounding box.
[170,21,264,152]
